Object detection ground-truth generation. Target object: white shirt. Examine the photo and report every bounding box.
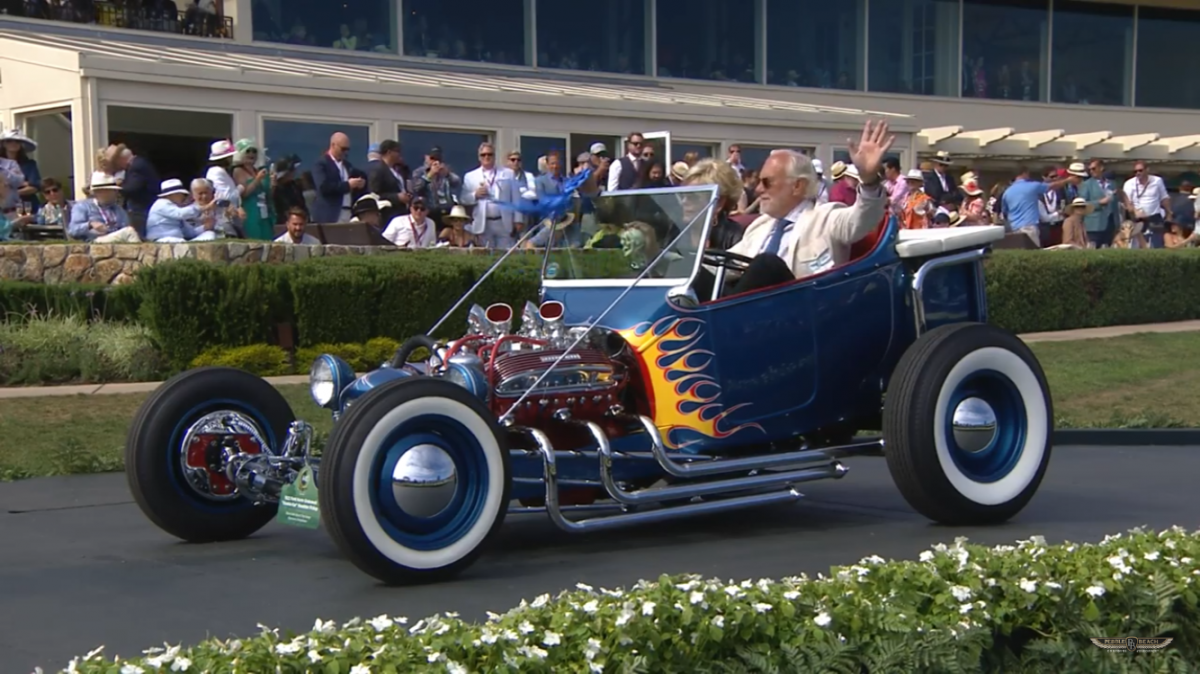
[332,155,351,209]
[205,166,240,207]
[759,200,814,261]
[274,231,320,245]
[607,153,641,192]
[1123,174,1168,218]
[382,214,436,249]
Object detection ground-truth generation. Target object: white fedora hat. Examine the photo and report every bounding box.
[932,151,954,165]
[0,128,37,153]
[1067,162,1089,178]
[89,171,121,190]
[905,168,925,181]
[208,139,236,161]
[158,178,190,197]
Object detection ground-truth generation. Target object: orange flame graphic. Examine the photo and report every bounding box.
[619,316,763,449]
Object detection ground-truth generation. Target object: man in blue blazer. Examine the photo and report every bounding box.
[311,132,366,223]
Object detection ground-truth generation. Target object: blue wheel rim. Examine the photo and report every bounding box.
[942,369,1027,483]
[368,414,490,551]
[166,399,278,513]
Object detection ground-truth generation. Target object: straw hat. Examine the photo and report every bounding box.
[1066,197,1094,214]
[960,171,977,184]
[905,169,925,182]
[947,211,965,227]
[157,178,189,198]
[830,161,847,180]
[0,129,37,153]
[89,172,121,191]
[208,139,236,161]
[932,151,953,165]
[671,161,690,183]
[961,180,983,196]
[442,204,470,225]
[1067,162,1088,178]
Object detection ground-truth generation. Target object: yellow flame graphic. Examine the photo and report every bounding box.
[619,316,763,449]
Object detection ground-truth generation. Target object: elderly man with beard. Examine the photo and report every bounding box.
[146,179,219,242]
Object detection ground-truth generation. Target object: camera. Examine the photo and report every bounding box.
[273,154,301,173]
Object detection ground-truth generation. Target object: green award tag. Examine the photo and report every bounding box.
[277,465,321,529]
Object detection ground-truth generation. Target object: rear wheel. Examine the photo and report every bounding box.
[125,367,296,542]
[319,378,511,585]
[883,323,1053,525]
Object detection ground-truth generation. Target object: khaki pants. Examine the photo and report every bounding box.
[95,227,142,243]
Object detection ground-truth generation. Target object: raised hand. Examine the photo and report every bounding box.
[848,119,896,185]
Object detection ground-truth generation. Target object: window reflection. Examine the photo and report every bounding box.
[961,0,1049,102]
[656,0,756,83]
[263,120,370,174]
[537,0,646,74]
[738,147,814,174]
[867,0,959,96]
[767,0,863,90]
[404,0,527,66]
[261,0,396,53]
[675,143,717,165]
[396,128,492,180]
[518,137,568,175]
[1136,7,1200,110]
[1051,1,1132,106]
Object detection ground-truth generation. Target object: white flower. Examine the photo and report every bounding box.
[350,665,371,674]
[84,647,106,661]
[518,621,535,634]
[615,608,634,626]
[689,591,705,605]
[959,602,973,614]
[543,631,562,646]
[814,612,832,627]
[724,585,744,598]
[783,590,799,600]
[120,666,145,674]
[919,551,935,562]
[713,615,725,628]
[1044,581,1062,590]
[314,618,337,634]
[518,645,549,660]
[577,583,595,592]
[308,650,323,663]
[170,658,191,672]
[447,662,468,674]
[676,580,700,592]
[1086,584,1106,598]
[582,600,599,613]
[862,554,886,564]
[753,603,773,613]
[428,651,444,663]
[985,578,998,587]
[1018,579,1037,593]
[1144,551,1160,561]
[1166,539,1177,549]
[589,664,605,674]
[641,601,656,616]
[531,594,550,609]
[368,615,393,632]
[275,642,302,655]
[949,585,972,602]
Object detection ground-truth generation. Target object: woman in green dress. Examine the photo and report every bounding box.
[232,138,275,239]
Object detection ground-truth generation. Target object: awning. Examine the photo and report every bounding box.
[917,126,1200,162]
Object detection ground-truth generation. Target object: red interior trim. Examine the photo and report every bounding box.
[701,215,892,306]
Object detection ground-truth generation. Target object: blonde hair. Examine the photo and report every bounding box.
[682,158,743,211]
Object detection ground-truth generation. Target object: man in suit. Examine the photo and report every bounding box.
[460,141,518,248]
[311,132,365,223]
[108,143,160,236]
[694,119,893,300]
[606,131,644,192]
[922,151,958,205]
[368,139,411,223]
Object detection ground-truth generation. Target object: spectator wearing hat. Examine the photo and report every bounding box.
[1071,161,1116,248]
[1,129,40,206]
[275,207,321,245]
[828,161,860,206]
[438,204,479,248]
[67,173,142,243]
[271,155,307,223]
[368,139,411,223]
[959,178,989,226]
[205,139,242,217]
[312,132,366,224]
[146,178,219,242]
[230,139,273,240]
[900,169,935,230]
[1058,197,1092,249]
[922,151,958,204]
[349,193,390,229]
[382,196,437,249]
[106,142,161,235]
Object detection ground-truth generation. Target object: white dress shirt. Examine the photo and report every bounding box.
[606,153,641,192]
[383,214,437,248]
[1123,174,1169,218]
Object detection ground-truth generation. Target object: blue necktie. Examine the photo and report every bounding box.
[763,218,790,256]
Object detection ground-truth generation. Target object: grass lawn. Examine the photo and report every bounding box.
[0,331,1196,480]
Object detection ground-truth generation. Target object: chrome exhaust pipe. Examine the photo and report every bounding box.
[485,303,513,336]
[518,301,542,338]
[539,300,565,345]
[467,304,489,336]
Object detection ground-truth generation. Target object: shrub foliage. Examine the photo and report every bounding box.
[49,527,1200,673]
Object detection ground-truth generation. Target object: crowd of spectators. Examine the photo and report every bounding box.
[2,0,231,39]
[1,123,1196,253]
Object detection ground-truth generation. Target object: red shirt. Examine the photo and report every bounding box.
[829,179,858,206]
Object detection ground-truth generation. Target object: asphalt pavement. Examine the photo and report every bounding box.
[3,444,1198,673]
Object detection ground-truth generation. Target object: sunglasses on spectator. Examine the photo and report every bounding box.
[480,152,494,157]
[44,188,60,194]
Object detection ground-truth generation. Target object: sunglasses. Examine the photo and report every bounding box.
[480,152,494,157]
[44,188,60,194]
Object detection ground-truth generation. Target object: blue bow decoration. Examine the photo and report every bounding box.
[492,167,592,222]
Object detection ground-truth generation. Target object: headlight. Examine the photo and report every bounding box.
[310,355,354,409]
[443,362,489,400]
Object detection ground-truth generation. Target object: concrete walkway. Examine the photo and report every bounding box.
[2,320,1197,400]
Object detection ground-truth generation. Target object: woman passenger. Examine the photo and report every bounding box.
[682,158,745,251]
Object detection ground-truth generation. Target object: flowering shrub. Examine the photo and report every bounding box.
[47,527,1200,673]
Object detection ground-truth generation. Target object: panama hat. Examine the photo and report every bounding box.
[0,129,37,153]
[905,169,925,182]
[1067,197,1094,214]
[671,161,690,182]
[351,193,391,215]
[442,204,471,225]
[208,139,237,161]
[1067,162,1089,178]
[961,180,984,196]
[830,161,847,180]
[932,151,953,165]
[157,178,189,197]
[89,172,121,191]
[960,171,977,184]
[947,211,965,227]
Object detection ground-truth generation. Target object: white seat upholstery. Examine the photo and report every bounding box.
[894,225,1007,259]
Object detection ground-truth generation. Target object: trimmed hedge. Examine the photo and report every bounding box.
[7,248,1200,371]
[49,527,1200,673]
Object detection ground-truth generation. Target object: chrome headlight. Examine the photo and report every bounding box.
[310,355,354,409]
[442,361,489,400]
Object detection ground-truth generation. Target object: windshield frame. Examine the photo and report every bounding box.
[538,183,720,289]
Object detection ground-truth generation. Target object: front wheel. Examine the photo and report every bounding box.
[883,322,1053,525]
[319,378,511,585]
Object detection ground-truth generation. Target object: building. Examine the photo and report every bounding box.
[2,0,1199,197]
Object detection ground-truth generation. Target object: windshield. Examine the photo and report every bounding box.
[538,184,718,283]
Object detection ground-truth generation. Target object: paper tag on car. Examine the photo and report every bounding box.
[277,465,321,529]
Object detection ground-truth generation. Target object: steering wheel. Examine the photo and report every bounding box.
[702,248,755,273]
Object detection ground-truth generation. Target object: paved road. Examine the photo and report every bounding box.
[3,445,1198,673]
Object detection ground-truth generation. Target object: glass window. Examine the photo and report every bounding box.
[1051,1,1132,106]
[518,136,569,176]
[262,120,370,176]
[767,0,864,90]
[537,0,646,75]
[675,143,718,165]
[961,0,1050,102]
[656,0,756,83]
[867,0,960,96]
[738,146,815,174]
[1135,7,1200,110]
[570,133,620,167]
[267,0,397,53]
[404,0,528,66]
[395,127,493,180]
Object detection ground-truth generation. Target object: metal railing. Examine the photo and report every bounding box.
[19,1,233,40]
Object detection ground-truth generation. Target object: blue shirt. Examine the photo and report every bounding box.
[146,198,204,241]
[67,198,131,240]
[1001,179,1050,228]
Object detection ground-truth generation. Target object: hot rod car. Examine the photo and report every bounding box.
[124,176,1053,585]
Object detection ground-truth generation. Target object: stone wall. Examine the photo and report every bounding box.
[0,242,407,285]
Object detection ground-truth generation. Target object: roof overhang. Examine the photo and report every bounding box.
[918,125,1200,163]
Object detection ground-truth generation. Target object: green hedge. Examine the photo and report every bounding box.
[7,248,1200,371]
[50,527,1200,673]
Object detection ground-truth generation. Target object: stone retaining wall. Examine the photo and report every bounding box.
[0,242,408,285]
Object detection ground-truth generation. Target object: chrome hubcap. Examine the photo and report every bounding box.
[391,444,458,518]
[952,397,998,453]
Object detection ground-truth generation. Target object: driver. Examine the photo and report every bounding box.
[694,119,893,299]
